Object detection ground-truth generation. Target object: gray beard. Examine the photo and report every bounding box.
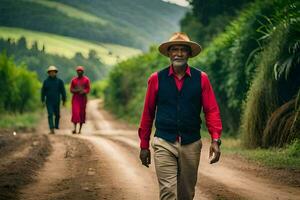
[172,60,187,68]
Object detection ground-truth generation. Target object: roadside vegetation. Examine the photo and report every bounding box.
[222,138,300,169]
[0,112,42,132]
[0,52,42,131]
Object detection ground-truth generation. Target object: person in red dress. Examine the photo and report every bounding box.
[70,66,90,134]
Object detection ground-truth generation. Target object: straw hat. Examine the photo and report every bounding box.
[47,65,58,72]
[76,66,84,71]
[158,32,202,58]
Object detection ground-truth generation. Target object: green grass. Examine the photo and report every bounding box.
[25,0,107,25]
[0,111,43,131]
[0,27,141,65]
[201,130,300,169]
[222,138,300,169]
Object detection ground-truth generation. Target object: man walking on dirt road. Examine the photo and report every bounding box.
[138,32,222,200]
[41,65,66,134]
[70,66,90,134]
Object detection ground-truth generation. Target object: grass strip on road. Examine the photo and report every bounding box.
[222,137,300,170]
[0,111,43,132]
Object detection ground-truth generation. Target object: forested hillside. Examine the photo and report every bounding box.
[181,0,251,46]
[0,0,187,50]
[0,37,106,82]
[104,0,300,148]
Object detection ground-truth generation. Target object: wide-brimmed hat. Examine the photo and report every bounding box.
[158,32,202,58]
[47,65,58,72]
[76,66,84,71]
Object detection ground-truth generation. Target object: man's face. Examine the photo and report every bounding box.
[48,71,57,78]
[168,45,190,68]
[77,70,84,77]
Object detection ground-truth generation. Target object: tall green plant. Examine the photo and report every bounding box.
[241,0,300,148]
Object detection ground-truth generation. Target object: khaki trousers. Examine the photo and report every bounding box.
[152,137,202,200]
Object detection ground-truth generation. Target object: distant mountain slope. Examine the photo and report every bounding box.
[0,0,187,50]
[27,0,107,25]
[0,0,142,48]
[56,0,187,42]
[0,27,141,65]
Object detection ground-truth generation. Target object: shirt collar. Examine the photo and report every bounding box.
[168,65,191,77]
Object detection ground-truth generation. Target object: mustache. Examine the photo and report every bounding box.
[173,57,186,61]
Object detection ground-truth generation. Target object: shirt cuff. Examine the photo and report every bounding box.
[210,132,221,140]
[138,128,151,149]
[140,139,150,149]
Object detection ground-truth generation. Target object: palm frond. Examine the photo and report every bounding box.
[245,47,262,69]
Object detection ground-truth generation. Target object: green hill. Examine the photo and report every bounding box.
[0,27,141,65]
[0,0,187,50]
[55,0,187,44]
[26,0,107,25]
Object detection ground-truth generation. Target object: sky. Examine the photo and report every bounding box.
[162,0,190,7]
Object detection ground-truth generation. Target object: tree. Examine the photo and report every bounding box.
[17,36,27,50]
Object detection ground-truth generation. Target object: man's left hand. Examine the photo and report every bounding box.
[209,141,221,164]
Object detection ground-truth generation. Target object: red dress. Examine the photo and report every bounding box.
[70,76,90,123]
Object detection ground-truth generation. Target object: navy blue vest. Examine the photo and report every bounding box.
[155,66,202,145]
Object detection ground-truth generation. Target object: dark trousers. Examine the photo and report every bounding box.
[46,102,60,129]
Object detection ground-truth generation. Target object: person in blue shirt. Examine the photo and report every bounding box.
[41,66,66,134]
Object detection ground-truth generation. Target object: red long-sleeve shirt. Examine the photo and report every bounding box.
[138,65,222,149]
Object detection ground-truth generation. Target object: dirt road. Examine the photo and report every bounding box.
[1,99,299,200]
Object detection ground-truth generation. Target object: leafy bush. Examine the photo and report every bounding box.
[0,52,40,113]
[91,79,109,98]
[104,46,168,123]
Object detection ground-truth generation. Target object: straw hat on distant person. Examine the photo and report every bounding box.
[47,65,58,72]
[158,32,202,58]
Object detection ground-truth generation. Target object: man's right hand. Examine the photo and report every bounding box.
[209,141,221,164]
[139,149,151,168]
